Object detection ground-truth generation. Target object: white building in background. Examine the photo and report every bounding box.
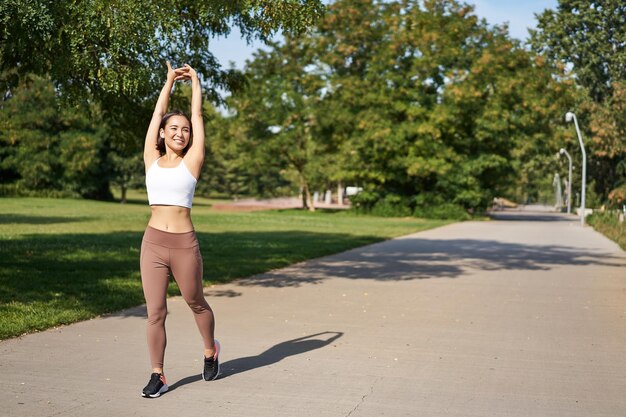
[345,186,362,196]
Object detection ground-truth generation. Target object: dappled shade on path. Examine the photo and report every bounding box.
[489,211,576,222]
[236,236,626,288]
[489,210,579,222]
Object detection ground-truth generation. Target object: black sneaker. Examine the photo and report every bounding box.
[141,373,168,398]
[202,340,221,381]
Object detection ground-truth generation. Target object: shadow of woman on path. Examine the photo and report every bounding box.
[168,331,343,392]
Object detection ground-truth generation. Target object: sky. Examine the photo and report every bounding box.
[209,0,559,70]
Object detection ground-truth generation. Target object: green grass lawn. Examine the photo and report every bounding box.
[587,210,626,250]
[0,196,451,340]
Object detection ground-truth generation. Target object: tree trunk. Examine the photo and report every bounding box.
[120,184,127,204]
[337,181,344,206]
[298,169,316,212]
[300,186,308,209]
[301,181,315,212]
[307,186,315,211]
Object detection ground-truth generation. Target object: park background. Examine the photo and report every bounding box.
[2,0,625,213]
[1,0,625,339]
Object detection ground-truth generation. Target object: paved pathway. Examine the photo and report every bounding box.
[1,211,625,416]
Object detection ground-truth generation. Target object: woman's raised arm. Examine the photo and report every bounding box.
[180,64,205,179]
[144,62,183,169]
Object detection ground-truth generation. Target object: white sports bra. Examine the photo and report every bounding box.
[146,158,197,208]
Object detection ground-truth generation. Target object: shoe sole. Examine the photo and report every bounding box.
[202,339,221,381]
[141,384,168,398]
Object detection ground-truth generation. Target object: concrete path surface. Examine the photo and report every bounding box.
[1,211,625,416]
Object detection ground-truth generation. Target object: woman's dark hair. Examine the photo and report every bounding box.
[156,110,193,156]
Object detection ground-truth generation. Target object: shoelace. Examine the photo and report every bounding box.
[146,373,163,390]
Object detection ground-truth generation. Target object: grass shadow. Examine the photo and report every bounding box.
[0,214,94,224]
[3,225,626,338]
[0,230,382,338]
[5,219,619,338]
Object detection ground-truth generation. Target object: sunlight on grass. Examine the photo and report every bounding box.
[0,197,451,339]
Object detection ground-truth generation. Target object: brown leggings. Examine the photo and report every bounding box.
[140,226,215,369]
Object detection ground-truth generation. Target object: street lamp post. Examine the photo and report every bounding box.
[559,148,572,214]
[565,112,587,226]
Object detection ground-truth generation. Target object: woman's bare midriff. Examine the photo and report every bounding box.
[148,205,194,232]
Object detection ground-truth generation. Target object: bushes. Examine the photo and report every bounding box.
[350,191,471,220]
[413,203,471,220]
[412,193,472,220]
[350,192,412,217]
[347,190,380,214]
[0,75,112,200]
[0,183,70,198]
[371,194,412,217]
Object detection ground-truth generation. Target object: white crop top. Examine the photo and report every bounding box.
[146,158,197,208]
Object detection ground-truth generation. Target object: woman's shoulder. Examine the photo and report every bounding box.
[181,156,202,181]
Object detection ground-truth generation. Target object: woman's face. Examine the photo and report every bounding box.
[161,115,191,152]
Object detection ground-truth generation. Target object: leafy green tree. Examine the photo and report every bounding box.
[0,1,325,200]
[531,1,626,103]
[312,0,577,211]
[311,0,388,192]
[226,39,327,210]
[207,0,580,214]
[109,152,143,203]
[586,81,626,205]
[0,75,111,199]
[0,1,324,142]
[204,108,293,199]
[531,0,626,203]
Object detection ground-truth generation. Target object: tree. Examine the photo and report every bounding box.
[586,81,626,205]
[109,152,143,203]
[312,0,578,211]
[531,1,626,103]
[209,0,582,214]
[225,38,328,210]
[0,1,324,139]
[531,0,626,202]
[312,0,388,191]
[0,75,111,199]
[204,108,294,199]
[0,1,325,200]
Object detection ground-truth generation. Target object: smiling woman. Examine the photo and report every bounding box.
[156,110,193,155]
[139,61,219,398]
